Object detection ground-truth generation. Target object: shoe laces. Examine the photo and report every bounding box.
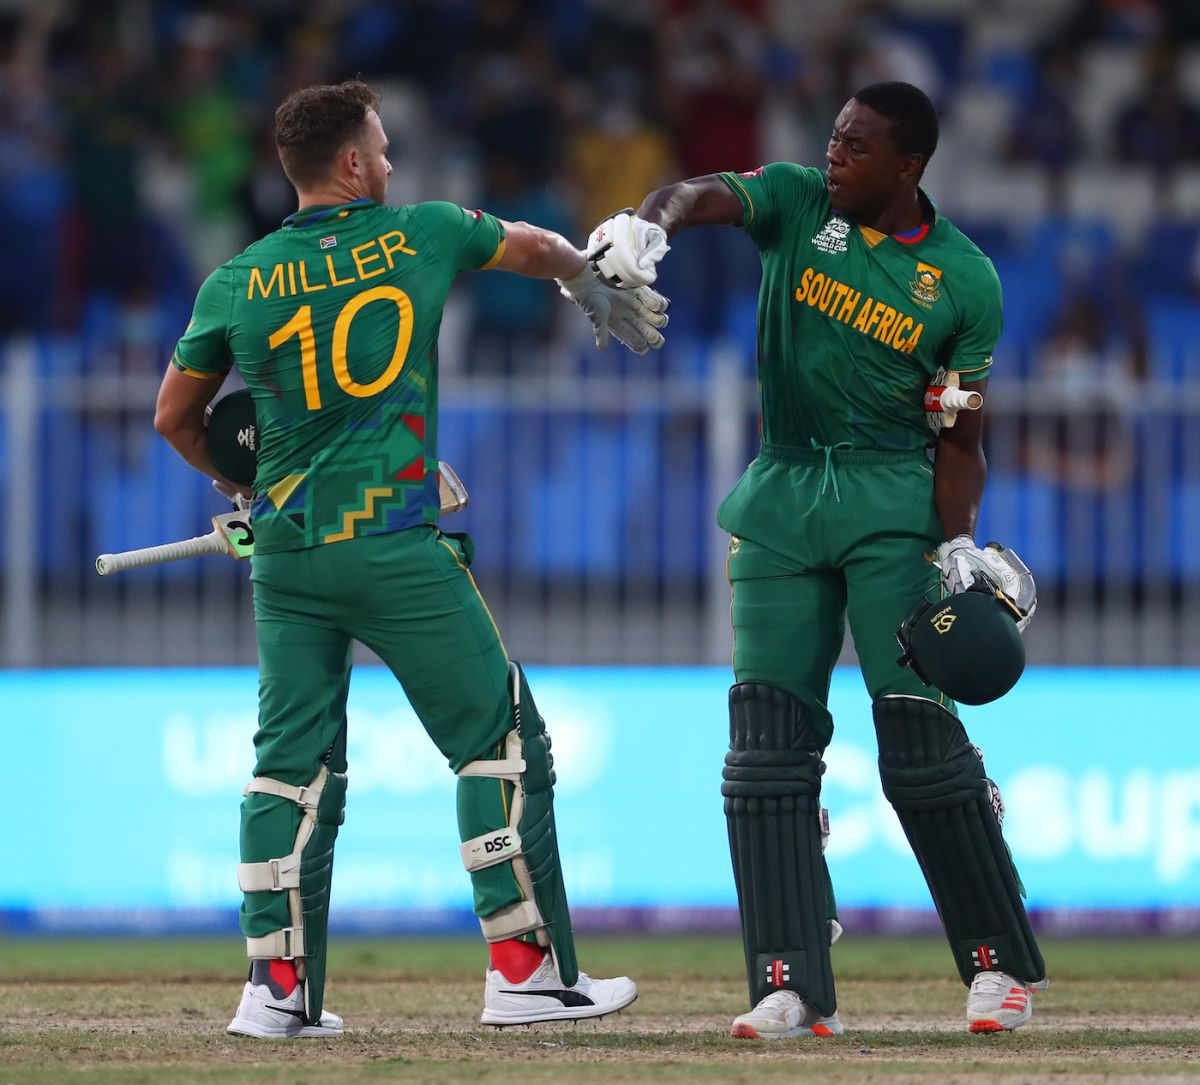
[757,990,803,1012]
[972,970,1023,996]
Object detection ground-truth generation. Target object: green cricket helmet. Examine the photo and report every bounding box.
[896,585,1026,706]
[204,388,257,487]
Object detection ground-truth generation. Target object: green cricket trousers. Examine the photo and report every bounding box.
[241,524,524,939]
[719,443,956,749]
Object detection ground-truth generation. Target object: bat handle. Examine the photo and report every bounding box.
[96,530,227,575]
[925,385,983,413]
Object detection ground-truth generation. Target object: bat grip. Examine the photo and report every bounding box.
[96,530,227,575]
[924,385,983,413]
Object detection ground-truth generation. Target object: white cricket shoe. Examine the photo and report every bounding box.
[480,953,637,1026]
[227,979,344,1039]
[731,990,844,1039]
[966,970,1045,1033]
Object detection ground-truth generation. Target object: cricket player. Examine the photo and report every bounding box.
[586,82,1046,1036]
[154,80,668,1038]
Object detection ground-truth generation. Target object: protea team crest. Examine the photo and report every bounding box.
[910,261,943,307]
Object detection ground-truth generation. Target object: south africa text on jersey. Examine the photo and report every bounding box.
[247,231,419,300]
[795,266,925,354]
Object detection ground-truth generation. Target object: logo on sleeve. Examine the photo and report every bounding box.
[464,208,483,221]
[737,166,765,178]
[810,216,850,254]
[910,262,943,307]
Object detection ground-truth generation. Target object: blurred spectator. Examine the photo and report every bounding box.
[60,34,160,326]
[242,125,296,241]
[662,0,767,176]
[657,1,767,338]
[1052,0,1180,46]
[0,11,67,334]
[824,0,949,109]
[1023,290,1147,492]
[165,13,257,277]
[1113,43,1200,174]
[464,151,575,375]
[567,75,674,237]
[1003,45,1085,207]
[459,0,564,178]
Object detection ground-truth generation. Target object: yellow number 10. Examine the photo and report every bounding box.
[267,285,414,411]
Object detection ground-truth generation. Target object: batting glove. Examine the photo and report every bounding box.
[557,267,669,354]
[586,209,670,289]
[935,534,1037,632]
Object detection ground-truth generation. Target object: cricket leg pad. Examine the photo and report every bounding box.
[238,732,347,1025]
[458,661,578,986]
[873,694,1045,987]
[721,682,837,1017]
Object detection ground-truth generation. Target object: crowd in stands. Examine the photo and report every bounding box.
[3,0,1199,511]
[1,3,1196,335]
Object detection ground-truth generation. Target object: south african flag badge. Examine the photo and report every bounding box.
[320,236,337,249]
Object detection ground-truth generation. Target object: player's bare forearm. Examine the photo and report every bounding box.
[637,176,743,236]
[494,220,586,280]
[155,364,244,491]
[934,378,988,540]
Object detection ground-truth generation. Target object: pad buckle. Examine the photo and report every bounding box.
[278,927,297,958]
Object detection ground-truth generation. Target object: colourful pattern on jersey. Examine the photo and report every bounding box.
[171,200,504,554]
[718,164,1001,451]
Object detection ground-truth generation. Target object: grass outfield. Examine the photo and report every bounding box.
[1,935,1198,1083]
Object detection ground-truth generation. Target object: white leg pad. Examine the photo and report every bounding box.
[457,729,548,945]
[239,766,328,960]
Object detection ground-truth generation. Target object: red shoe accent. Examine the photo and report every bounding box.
[731,1023,761,1039]
[810,1023,836,1037]
[489,938,546,984]
[268,958,299,996]
[969,1019,1006,1033]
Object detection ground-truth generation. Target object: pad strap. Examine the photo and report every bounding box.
[479,900,544,942]
[246,927,305,959]
[238,854,302,891]
[460,828,524,872]
[243,769,326,809]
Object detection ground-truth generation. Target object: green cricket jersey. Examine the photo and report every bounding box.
[719,164,1001,451]
[172,198,504,554]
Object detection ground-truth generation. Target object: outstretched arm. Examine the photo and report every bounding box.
[588,175,743,290]
[637,175,745,236]
[492,219,587,280]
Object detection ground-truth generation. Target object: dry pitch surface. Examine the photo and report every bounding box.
[1,935,1197,1084]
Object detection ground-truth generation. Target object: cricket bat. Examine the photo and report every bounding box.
[96,460,470,576]
[924,370,983,430]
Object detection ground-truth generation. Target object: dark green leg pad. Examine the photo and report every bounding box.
[873,695,1045,987]
[721,683,837,1016]
[512,662,579,988]
[300,723,347,1024]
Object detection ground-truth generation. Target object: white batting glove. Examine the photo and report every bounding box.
[935,534,991,595]
[934,535,1037,632]
[557,267,669,354]
[586,209,670,289]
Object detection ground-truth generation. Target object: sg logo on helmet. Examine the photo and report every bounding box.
[931,608,957,634]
